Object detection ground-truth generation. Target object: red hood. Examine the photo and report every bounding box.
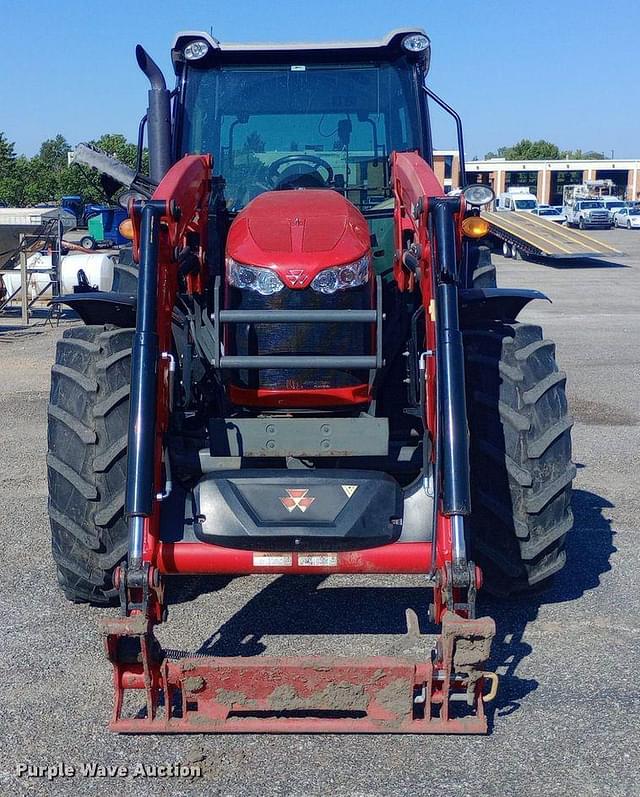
[226,190,370,288]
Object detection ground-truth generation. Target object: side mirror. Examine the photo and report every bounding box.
[117,189,146,210]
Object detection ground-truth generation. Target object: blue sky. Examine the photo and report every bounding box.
[1,0,637,159]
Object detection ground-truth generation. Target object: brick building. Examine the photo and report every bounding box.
[434,150,640,204]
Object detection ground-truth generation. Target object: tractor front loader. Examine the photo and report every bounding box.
[48,30,574,733]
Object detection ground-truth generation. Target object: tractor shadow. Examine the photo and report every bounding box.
[185,580,432,658]
[480,487,615,723]
[534,257,628,270]
[164,487,614,727]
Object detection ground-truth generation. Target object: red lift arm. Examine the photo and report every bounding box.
[102,151,497,734]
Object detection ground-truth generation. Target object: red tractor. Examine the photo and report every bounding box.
[48,29,574,732]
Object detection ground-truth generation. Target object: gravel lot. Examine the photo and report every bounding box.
[1,228,639,796]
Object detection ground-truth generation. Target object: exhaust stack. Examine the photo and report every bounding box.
[136,45,172,182]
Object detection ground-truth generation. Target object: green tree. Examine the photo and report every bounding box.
[0,132,19,204]
[485,139,562,160]
[560,148,605,160]
[24,134,70,203]
[0,132,16,165]
[0,154,32,206]
[485,140,606,161]
[0,131,145,206]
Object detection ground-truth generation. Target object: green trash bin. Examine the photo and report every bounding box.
[87,213,106,242]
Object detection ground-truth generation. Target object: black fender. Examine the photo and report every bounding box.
[56,291,136,327]
[459,287,549,325]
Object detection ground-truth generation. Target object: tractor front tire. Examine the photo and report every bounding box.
[112,245,139,293]
[464,322,575,594]
[48,325,133,603]
[469,243,497,288]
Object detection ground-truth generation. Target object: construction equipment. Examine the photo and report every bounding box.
[563,179,622,205]
[47,29,575,734]
[80,207,129,250]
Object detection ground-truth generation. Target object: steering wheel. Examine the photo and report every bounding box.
[267,154,334,189]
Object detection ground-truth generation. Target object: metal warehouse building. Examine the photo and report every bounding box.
[433,150,640,204]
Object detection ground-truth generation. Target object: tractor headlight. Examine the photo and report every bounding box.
[226,258,284,296]
[310,255,370,295]
[401,33,431,53]
[184,39,210,60]
[462,184,495,207]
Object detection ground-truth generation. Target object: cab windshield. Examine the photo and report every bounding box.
[180,62,422,212]
[515,199,537,209]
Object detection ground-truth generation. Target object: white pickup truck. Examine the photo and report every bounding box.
[564,200,612,229]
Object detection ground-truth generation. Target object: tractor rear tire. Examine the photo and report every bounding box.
[48,325,133,604]
[463,322,575,594]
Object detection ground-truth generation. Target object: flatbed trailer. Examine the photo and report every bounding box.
[481,210,623,259]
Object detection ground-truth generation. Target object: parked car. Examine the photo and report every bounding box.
[531,207,566,223]
[600,198,627,223]
[613,207,640,229]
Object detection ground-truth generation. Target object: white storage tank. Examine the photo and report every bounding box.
[1,253,115,302]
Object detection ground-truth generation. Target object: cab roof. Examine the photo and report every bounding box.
[171,28,430,72]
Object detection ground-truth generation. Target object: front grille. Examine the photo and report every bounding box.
[226,283,373,393]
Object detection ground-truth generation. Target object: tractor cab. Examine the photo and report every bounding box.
[174,30,431,212]
[170,30,433,410]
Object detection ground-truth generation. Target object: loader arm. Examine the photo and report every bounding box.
[391,150,478,622]
[101,152,497,734]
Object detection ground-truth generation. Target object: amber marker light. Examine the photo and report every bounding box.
[118,218,134,240]
[461,216,490,238]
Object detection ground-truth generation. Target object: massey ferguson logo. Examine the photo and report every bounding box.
[285,269,308,287]
[280,488,315,513]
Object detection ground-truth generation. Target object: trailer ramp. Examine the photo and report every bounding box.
[481,211,623,259]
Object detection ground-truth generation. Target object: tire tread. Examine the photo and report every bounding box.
[465,320,575,593]
[47,325,132,604]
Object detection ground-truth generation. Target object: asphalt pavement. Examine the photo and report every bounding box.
[0,227,638,796]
